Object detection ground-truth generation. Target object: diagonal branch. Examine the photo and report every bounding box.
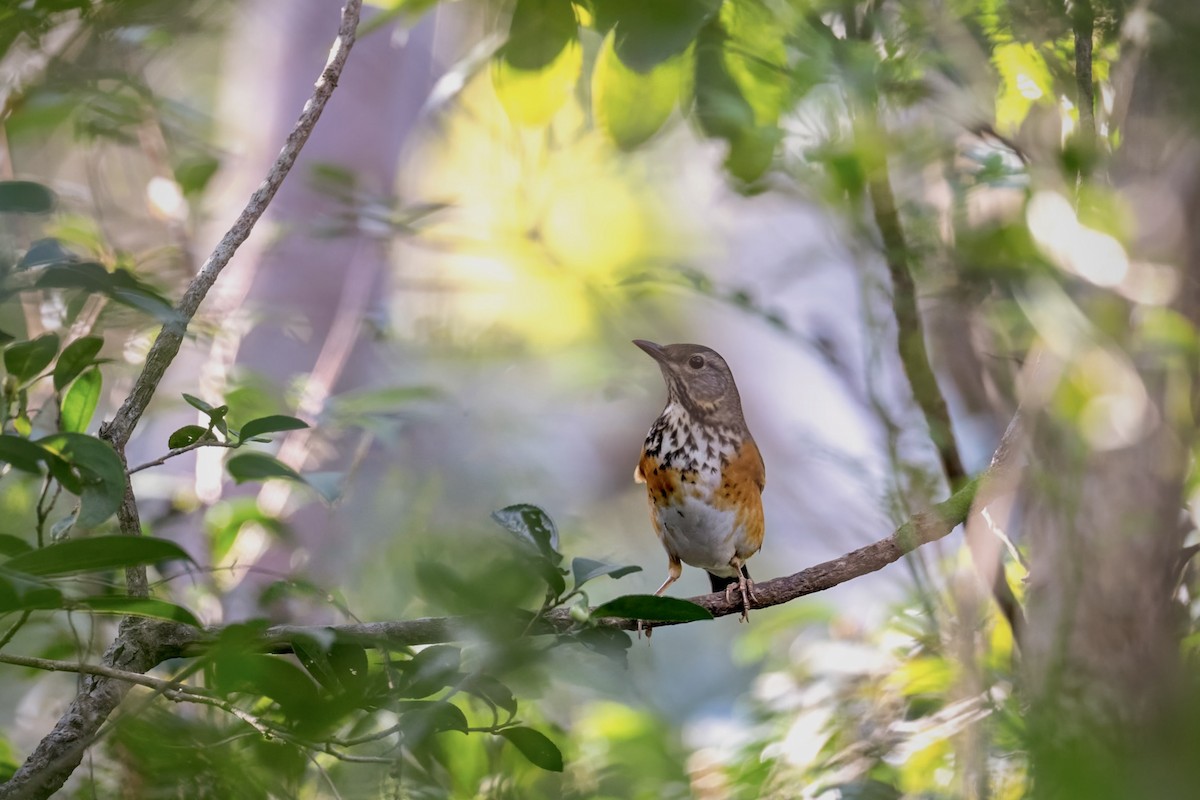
[0,4,364,799]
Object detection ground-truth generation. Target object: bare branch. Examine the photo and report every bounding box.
[127,439,238,475]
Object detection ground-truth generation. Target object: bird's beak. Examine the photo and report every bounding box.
[633,339,667,364]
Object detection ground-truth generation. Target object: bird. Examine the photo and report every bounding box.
[632,339,766,622]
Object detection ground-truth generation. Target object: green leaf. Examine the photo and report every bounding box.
[34,261,111,293]
[570,557,642,591]
[0,568,63,613]
[492,0,582,126]
[167,424,209,449]
[75,596,200,627]
[591,593,713,622]
[60,368,101,433]
[238,414,309,443]
[225,452,305,485]
[3,535,193,577]
[53,335,103,391]
[37,433,124,528]
[592,30,689,149]
[491,504,561,563]
[400,644,461,698]
[498,726,563,772]
[591,0,720,70]
[398,700,469,737]
[213,652,319,715]
[182,393,216,414]
[4,333,59,382]
[173,155,220,196]
[0,535,32,557]
[18,238,76,270]
[0,180,56,214]
[0,434,52,473]
[462,674,517,715]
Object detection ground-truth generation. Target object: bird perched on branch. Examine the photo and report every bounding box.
[633,340,766,622]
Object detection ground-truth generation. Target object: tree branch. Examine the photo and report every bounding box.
[138,475,980,657]
[0,4,364,798]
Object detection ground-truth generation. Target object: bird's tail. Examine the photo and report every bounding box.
[707,565,750,593]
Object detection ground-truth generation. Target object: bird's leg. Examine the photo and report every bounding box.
[640,556,682,638]
[727,557,755,622]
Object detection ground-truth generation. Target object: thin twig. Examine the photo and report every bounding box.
[0,652,211,699]
[0,611,33,651]
[127,438,237,475]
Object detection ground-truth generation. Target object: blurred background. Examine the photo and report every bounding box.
[2,0,1200,797]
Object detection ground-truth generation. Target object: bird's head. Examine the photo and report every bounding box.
[633,340,744,423]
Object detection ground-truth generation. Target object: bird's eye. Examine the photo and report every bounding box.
[688,355,705,369]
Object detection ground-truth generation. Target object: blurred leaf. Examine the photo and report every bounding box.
[569,626,633,664]
[329,643,369,695]
[18,238,76,270]
[167,424,209,449]
[462,674,517,715]
[325,385,439,419]
[4,333,59,382]
[226,452,305,485]
[398,700,469,737]
[591,594,712,621]
[214,652,319,716]
[182,392,216,414]
[592,30,689,149]
[831,779,902,800]
[0,568,63,613]
[570,557,641,591]
[491,504,561,563]
[0,181,55,214]
[0,535,32,557]
[76,596,200,626]
[0,434,52,473]
[498,726,563,772]
[400,644,461,698]
[238,414,309,443]
[591,0,719,70]
[60,368,101,433]
[37,433,124,527]
[3,535,192,577]
[53,335,103,391]
[34,261,111,292]
[303,471,344,505]
[993,41,1053,133]
[173,154,220,196]
[492,0,582,126]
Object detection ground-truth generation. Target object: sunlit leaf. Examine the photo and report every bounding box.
[4,333,59,382]
[492,0,582,126]
[60,368,101,433]
[238,414,309,443]
[570,557,642,590]
[591,593,713,622]
[53,335,103,391]
[3,535,193,577]
[76,596,201,627]
[993,41,1053,134]
[498,726,563,772]
[592,31,689,149]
